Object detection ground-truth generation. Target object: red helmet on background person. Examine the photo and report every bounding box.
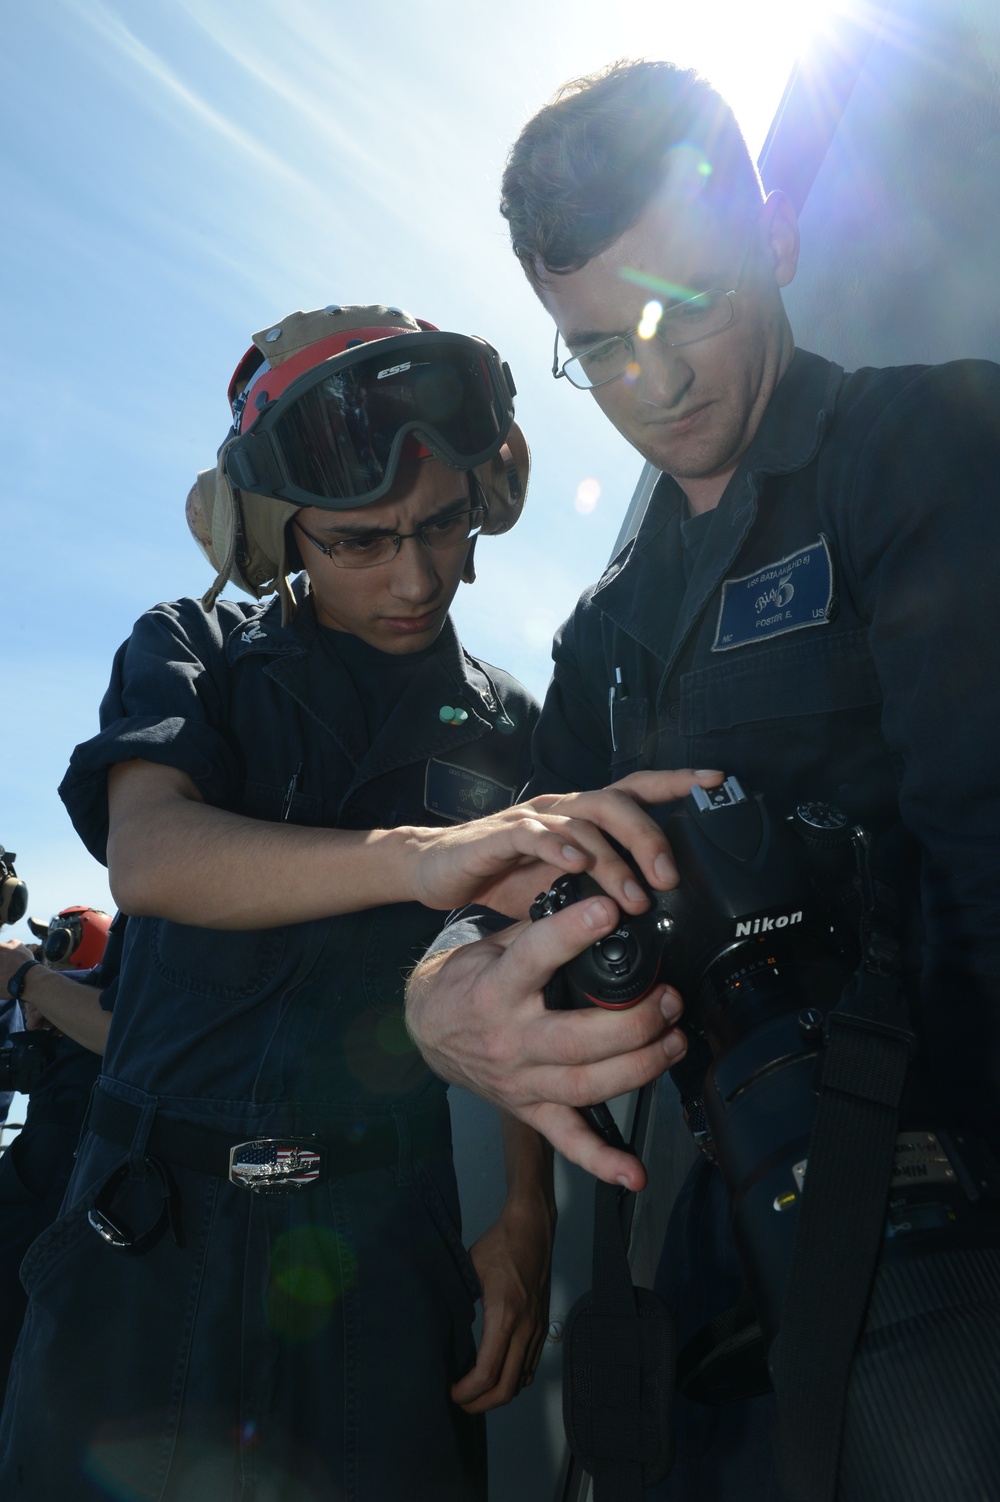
[27,906,112,970]
[186,304,530,624]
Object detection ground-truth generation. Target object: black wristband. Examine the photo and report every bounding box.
[7,958,42,1003]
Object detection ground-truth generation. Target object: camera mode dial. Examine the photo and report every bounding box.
[791,801,851,849]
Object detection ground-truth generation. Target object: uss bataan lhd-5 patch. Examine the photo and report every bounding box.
[712,536,835,651]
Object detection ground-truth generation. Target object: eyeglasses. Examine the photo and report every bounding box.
[552,234,757,391]
[224,331,516,511]
[294,504,487,570]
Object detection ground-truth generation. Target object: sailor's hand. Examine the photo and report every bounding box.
[0,938,37,991]
[406,894,688,1190]
[406,768,723,919]
[0,940,60,1034]
[21,1000,61,1035]
[452,1196,554,1412]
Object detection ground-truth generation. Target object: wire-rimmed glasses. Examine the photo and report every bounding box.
[552,235,757,391]
[294,505,486,569]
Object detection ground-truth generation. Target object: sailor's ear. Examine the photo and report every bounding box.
[761,190,800,288]
[461,535,478,585]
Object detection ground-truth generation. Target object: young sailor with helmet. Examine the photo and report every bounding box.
[0,304,706,1499]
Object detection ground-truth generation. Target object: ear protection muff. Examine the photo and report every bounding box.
[44,916,81,965]
[0,848,28,928]
[41,906,113,970]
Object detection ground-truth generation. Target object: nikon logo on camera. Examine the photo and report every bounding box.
[734,911,803,937]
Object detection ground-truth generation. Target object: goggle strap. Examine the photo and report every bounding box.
[225,428,284,497]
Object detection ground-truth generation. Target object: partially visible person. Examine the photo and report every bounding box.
[0,912,119,1401]
[22,905,115,1051]
[0,849,29,1129]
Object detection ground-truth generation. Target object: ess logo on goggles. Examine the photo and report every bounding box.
[224,331,516,512]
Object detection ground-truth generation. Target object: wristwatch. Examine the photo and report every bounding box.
[7,958,42,1003]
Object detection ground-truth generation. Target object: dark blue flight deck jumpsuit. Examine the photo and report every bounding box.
[527,350,1000,1145]
[0,588,537,1502]
[471,349,1000,1501]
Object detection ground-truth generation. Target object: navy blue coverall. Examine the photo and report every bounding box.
[528,349,1000,1149]
[456,349,1000,1500]
[0,586,537,1502]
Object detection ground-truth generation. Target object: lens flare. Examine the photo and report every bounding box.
[376,1012,413,1058]
[663,141,714,203]
[623,362,641,387]
[88,1431,317,1497]
[574,478,601,515]
[620,266,697,300]
[345,1007,418,1092]
[267,1226,357,1341]
[637,301,663,341]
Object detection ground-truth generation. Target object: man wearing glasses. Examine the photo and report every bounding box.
[407,61,1000,1500]
[0,304,719,1500]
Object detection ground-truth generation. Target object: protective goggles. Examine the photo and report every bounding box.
[223,332,517,511]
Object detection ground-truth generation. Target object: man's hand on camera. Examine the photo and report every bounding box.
[407,767,724,920]
[406,893,690,1191]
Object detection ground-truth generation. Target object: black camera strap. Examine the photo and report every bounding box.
[562,1119,676,1500]
[771,904,913,1502]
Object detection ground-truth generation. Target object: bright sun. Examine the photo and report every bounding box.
[587,0,849,156]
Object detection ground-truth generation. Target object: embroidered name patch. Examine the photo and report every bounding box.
[424,760,515,822]
[712,537,834,651]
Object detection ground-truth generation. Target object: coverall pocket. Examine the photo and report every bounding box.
[151,918,289,1000]
[19,1198,97,1295]
[5,1161,222,1502]
[683,627,880,733]
[609,693,650,776]
[413,1158,484,1305]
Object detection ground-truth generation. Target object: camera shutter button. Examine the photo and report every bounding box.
[598,936,628,963]
[595,934,634,977]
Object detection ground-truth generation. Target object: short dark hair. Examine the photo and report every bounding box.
[500,60,764,286]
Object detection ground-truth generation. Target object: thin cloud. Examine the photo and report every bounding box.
[64,0,510,307]
[172,0,395,183]
[64,0,318,200]
[168,0,510,258]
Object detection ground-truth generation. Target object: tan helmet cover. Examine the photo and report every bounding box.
[186,455,301,625]
[187,304,529,624]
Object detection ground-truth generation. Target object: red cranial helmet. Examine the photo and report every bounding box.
[37,906,113,970]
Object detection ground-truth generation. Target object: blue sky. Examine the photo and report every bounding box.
[3,0,838,932]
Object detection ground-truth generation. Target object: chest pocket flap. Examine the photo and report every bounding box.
[680,627,881,734]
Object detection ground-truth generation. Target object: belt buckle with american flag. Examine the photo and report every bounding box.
[228,1137,324,1193]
